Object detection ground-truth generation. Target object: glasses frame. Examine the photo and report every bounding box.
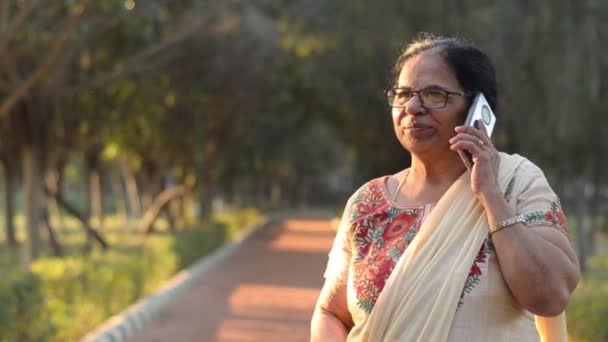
[385,87,470,110]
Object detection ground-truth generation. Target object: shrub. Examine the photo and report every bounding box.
[30,243,178,341]
[0,208,262,341]
[172,221,228,268]
[0,271,53,341]
[567,276,608,341]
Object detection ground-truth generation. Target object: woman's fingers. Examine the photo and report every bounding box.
[450,122,496,163]
[454,121,492,146]
[450,139,483,156]
[475,120,490,140]
[449,132,486,150]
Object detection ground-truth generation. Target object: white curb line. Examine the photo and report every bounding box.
[81,213,284,342]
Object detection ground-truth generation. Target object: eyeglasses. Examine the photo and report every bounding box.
[385,87,470,109]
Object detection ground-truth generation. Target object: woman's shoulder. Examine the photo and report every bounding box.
[340,176,390,225]
[504,154,550,185]
[500,152,547,185]
[500,154,569,232]
[500,152,560,201]
[347,176,388,204]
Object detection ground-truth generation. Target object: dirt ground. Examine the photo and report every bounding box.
[128,212,336,342]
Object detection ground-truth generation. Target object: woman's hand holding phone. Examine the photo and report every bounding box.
[449,92,501,196]
[452,92,496,171]
[451,121,500,196]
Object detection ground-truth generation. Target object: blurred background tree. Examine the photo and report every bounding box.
[0,0,606,339]
[0,0,605,271]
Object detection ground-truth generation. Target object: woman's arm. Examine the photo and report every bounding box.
[450,123,580,316]
[311,279,353,341]
[479,189,580,316]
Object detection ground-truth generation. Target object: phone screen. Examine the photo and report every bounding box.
[458,92,497,171]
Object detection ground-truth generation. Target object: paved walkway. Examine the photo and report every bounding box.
[129,212,336,342]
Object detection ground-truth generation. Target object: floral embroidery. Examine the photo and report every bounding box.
[503,174,517,202]
[546,200,568,229]
[523,200,568,230]
[350,179,424,313]
[352,212,422,312]
[458,238,491,308]
[382,213,415,241]
[520,199,570,242]
[350,180,386,222]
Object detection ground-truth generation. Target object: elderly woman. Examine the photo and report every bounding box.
[311,35,579,342]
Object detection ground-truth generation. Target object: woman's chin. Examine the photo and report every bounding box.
[401,135,439,152]
[403,141,457,160]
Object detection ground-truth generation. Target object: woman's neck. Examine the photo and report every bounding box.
[391,150,467,206]
[409,151,466,185]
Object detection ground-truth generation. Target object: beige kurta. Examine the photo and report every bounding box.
[324,154,569,341]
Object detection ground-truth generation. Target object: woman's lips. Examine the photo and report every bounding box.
[404,123,433,132]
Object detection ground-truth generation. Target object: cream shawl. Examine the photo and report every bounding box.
[347,153,567,342]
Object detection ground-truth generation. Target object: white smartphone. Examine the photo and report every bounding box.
[458,92,497,171]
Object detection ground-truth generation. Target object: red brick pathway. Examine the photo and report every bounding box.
[129,212,336,342]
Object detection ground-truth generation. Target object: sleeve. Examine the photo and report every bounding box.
[511,159,569,238]
[322,192,357,282]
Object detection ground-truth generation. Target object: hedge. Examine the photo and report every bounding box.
[0,209,261,341]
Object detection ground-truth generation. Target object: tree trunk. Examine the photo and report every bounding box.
[44,166,64,228]
[573,179,588,274]
[22,143,44,264]
[0,160,17,246]
[168,199,180,231]
[42,208,63,257]
[585,103,604,256]
[140,160,165,231]
[586,170,600,257]
[271,180,281,208]
[141,183,154,214]
[85,151,104,228]
[165,205,176,232]
[90,168,104,226]
[110,168,128,227]
[120,158,141,217]
[198,176,211,222]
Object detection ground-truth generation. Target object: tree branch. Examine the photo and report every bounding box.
[44,184,109,250]
[0,0,89,119]
[0,0,40,52]
[137,182,195,233]
[71,15,207,92]
[0,0,10,33]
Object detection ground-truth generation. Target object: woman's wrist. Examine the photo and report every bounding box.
[476,185,502,206]
[477,187,515,224]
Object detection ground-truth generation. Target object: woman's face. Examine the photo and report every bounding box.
[392,51,469,156]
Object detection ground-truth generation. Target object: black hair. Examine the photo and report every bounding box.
[393,33,498,113]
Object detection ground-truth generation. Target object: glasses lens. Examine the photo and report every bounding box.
[388,89,412,107]
[420,89,447,108]
[387,90,396,106]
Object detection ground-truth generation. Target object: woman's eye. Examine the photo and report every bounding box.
[423,90,445,101]
[396,91,412,99]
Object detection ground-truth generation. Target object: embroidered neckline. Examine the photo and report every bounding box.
[380,176,436,209]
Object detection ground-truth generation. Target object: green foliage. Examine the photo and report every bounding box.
[567,253,608,341]
[0,209,261,341]
[567,276,608,341]
[174,208,263,268]
[172,222,228,269]
[26,241,177,341]
[0,271,53,341]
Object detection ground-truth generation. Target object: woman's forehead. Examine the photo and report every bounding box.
[397,52,459,89]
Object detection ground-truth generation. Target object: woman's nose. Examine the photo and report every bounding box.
[404,94,425,116]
